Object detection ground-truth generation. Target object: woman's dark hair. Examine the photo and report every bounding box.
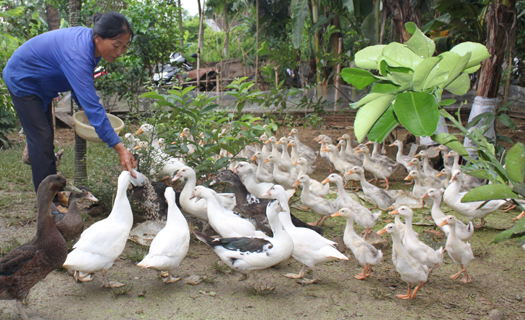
[92,12,133,41]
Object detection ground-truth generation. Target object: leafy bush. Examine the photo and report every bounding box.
[137,84,276,179]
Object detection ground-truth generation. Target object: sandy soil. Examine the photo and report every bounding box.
[1,117,525,320]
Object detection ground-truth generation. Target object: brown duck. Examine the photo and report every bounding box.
[53,187,98,242]
[0,174,79,320]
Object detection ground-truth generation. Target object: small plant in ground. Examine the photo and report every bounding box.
[0,238,21,256]
[123,242,148,263]
[213,260,232,275]
[111,282,133,297]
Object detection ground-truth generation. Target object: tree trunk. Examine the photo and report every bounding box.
[476,1,517,98]
[255,0,259,89]
[197,0,204,92]
[222,0,229,59]
[46,4,60,31]
[69,0,82,28]
[382,0,420,42]
[177,0,184,49]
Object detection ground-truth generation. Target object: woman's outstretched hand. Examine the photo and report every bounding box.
[113,142,137,177]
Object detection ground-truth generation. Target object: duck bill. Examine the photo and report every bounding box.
[438,220,448,227]
[276,140,282,145]
[251,155,257,161]
[404,175,413,181]
[189,190,196,200]
[443,154,451,158]
[292,180,300,188]
[377,228,387,235]
[134,127,143,135]
[287,142,292,147]
[232,166,239,173]
[262,189,271,197]
[355,150,362,154]
[420,193,428,199]
[209,179,218,186]
[321,146,328,152]
[321,178,330,184]
[388,209,399,215]
[388,143,395,147]
[172,172,182,182]
[64,183,82,193]
[265,139,271,144]
[414,154,421,158]
[263,159,270,163]
[345,170,354,176]
[85,192,99,202]
[133,145,141,150]
[353,146,360,151]
[292,160,298,166]
[437,172,443,177]
[433,147,441,151]
[331,211,341,217]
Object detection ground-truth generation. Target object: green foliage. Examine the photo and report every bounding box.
[137,84,274,178]
[341,23,489,143]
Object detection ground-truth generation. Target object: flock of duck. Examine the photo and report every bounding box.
[2,125,522,319]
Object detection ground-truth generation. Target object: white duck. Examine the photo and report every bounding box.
[414,150,440,178]
[434,145,454,170]
[293,175,338,226]
[137,187,190,283]
[378,223,429,300]
[191,186,267,238]
[356,145,397,190]
[389,139,418,171]
[172,166,236,228]
[277,136,295,172]
[322,144,353,176]
[179,127,196,155]
[322,173,380,239]
[289,128,317,165]
[404,170,432,200]
[233,161,295,199]
[407,158,442,188]
[421,188,474,241]
[293,157,329,197]
[267,185,348,284]
[332,208,383,280]
[439,215,475,283]
[63,171,135,287]
[251,151,275,183]
[264,155,298,190]
[338,133,363,163]
[389,206,444,273]
[194,200,293,280]
[346,166,394,210]
[444,170,506,227]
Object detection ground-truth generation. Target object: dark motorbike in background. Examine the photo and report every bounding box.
[153,53,218,91]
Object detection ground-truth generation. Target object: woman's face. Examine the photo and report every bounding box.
[94,32,131,63]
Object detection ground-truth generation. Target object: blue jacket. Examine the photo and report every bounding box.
[3,26,120,147]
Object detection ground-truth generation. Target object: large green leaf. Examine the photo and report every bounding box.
[139,91,165,100]
[381,42,424,70]
[405,22,436,58]
[493,216,525,244]
[361,12,377,45]
[450,41,491,69]
[412,56,442,92]
[355,45,386,69]
[462,184,519,202]
[431,132,468,156]
[291,0,309,49]
[505,142,525,183]
[371,83,399,94]
[368,104,399,142]
[444,73,470,95]
[340,68,378,89]
[351,92,388,109]
[393,92,439,136]
[441,52,471,87]
[354,95,395,142]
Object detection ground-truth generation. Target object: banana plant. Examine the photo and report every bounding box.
[341,22,490,143]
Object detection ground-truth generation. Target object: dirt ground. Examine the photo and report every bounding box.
[1,115,525,320]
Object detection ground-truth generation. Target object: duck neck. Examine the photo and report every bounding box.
[280,143,291,162]
[300,179,311,200]
[290,145,298,161]
[395,144,404,163]
[452,154,461,172]
[36,186,58,239]
[371,143,380,159]
[391,231,410,259]
[402,214,414,238]
[180,172,197,198]
[362,152,372,167]
[344,217,357,239]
